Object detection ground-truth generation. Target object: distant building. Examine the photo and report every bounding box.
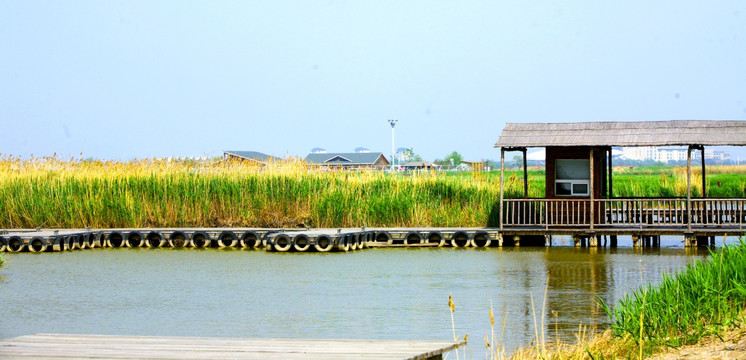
[692,149,730,162]
[223,151,281,165]
[620,146,730,163]
[402,161,436,171]
[304,152,390,169]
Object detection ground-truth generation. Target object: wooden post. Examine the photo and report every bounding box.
[589,235,598,247]
[701,146,706,198]
[608,148,613,198]
[513,235,520,247]
[500,148,505,231]
[632,234,639,248]
[589,148,595,231]
[687,146,692,232]
[522,148,528,199]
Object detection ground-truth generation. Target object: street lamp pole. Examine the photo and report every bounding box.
[388,119,398,172]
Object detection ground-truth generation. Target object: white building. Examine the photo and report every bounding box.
[621,146,729,163]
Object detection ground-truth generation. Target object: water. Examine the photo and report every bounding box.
[0,242,712,357]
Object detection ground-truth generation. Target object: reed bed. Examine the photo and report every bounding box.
[0,156,537,229]
[505,239,746,360]
[604,238,746,353]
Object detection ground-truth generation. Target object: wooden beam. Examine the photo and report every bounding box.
[590,148,595,231]
[522,148,528,198]
[608,147,613,199]
[503,146,527,152]
[500,148,505,231]
[687,146,692,231]
[701,146,706,197]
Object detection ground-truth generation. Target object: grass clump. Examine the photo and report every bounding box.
[603,238,746,354]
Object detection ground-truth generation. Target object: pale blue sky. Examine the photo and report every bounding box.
[2,1,745,161]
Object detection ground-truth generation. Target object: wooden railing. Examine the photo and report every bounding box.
[691,199,746,227]
[502,198,746,230]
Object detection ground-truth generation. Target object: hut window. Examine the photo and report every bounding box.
[555,159,590,196]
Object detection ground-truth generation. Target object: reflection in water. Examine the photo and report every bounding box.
[0,246,708,357]
[545,247,610,337]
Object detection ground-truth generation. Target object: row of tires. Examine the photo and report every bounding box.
[0,230,265,253]
[267,230,494,252]
[0,229,496,253]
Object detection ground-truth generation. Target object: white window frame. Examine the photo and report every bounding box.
[555,179,590,196]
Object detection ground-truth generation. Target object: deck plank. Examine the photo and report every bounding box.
[0,334,464,360]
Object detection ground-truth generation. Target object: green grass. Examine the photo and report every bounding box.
[601,239,746,355]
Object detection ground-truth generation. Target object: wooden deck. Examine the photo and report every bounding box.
[0,334,465,360]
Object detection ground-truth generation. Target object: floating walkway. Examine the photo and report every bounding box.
[0,333,465,360]
[0,226,739,254]
[0,227,500,253]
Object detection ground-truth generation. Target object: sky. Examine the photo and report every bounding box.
[1,1,745,162]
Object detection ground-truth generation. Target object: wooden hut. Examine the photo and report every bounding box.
[494,120,746,246]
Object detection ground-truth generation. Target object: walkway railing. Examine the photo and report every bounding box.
[502,198,746,230]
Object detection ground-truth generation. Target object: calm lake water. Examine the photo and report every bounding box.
[0,237,716,357]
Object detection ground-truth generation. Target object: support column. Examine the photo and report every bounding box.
[590,148,595,231]
[500,148,505,231]
[608,148,614,198]
[610,235,618,248]
[496,233,504,247]
[544,234,552,247]
[701,146,706,197]
[573,235,581,247]
[687,146,693,232]
[522,148,528,198]
[632,234,640,248]
[513,235,520,247]
[589,235,598,247]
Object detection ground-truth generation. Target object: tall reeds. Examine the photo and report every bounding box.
[0,156,533,229]
[1,156,742,228]
[602,238,746,354]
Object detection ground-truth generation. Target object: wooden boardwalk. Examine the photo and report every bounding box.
[0,334,465,360]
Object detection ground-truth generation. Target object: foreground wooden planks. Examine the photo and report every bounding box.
[0,334,465,360]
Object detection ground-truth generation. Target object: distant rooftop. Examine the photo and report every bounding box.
[223,151,280,163]
[304,152,387,165]
[495,120,746,148]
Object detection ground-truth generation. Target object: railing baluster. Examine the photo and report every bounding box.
[512,201,516,225]
[571,201,575,225]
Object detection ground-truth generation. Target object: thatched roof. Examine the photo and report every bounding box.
[495,120,746,148]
